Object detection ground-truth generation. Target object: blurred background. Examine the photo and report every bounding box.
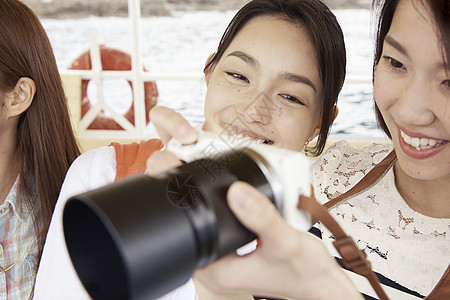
[23,0,371,18]
[21,0,384,140]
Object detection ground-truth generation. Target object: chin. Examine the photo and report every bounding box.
[395,153,450,181]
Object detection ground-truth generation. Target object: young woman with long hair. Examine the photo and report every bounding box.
[33,0,347,299]
[0,0,80,297]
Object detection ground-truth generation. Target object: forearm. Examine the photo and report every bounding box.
[290,267,363,300]
[194,278,253,300]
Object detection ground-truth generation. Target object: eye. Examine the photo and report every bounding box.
[225,72,249,83]
[280,94,306,106]
[383,56,405,70]
[442,79,450,89]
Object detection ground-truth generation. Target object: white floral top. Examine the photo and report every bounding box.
[312,141,449,298]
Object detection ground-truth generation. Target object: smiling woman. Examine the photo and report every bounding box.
[203,1,346,156]
[145,0,449,299]
[33,0,347,299]
[373,1,450,187]
[310,1,449,297]
[203,16,324,152]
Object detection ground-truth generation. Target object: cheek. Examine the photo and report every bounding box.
[204,83,231,120]
[203,93,216,121]
[275,113,315,150]
[442,106,450,134]
[373,70,393,113]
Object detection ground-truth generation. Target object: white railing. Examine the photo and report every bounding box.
[62,0,372,142]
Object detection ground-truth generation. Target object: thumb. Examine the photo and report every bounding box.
[227,181,286,244]
[146,150,183,176]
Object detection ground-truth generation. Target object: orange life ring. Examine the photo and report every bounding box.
[69,46,158,130]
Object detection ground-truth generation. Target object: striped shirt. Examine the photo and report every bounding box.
[0,179,39,299]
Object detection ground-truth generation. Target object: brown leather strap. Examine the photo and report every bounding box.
[303,149,449,299]
[425,266,450,299]
[307,151,396,299]
[324,150,397,209]
[298,190,389,300]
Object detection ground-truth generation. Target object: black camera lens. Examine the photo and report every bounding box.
[63,148,281,300]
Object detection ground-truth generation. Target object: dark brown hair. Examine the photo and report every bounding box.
[0,0,80,274]
[204,0,346,156]
[373,0,450,138]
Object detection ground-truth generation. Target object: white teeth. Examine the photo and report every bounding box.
[400,130,444,150]
[232,133,266,144]
[402,132,411,144]
[410,137,420,148]
[420,138,429,146]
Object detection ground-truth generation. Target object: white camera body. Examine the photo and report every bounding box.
[167,130,312,233]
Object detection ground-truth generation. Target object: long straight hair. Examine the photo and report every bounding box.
[0,0,80,269]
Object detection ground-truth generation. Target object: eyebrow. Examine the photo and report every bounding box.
[227,50,317,93]
[227,51,257,66]
[385,35,448,71]
[281,72,317,93]
[384,35,408,57]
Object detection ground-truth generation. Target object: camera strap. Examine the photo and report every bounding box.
[322,150,397,210]
[298,149,449,300]
[296,150,398,300]
[297,190,390,300]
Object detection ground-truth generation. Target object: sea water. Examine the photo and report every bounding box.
[42,9,386,140]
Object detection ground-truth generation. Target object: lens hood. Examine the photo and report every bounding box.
[64,148,283,300]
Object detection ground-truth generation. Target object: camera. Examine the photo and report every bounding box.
[63,131,312,300]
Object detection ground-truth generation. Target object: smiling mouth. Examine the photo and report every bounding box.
[252,137,274,145]
[233,133,275,145]
[400,130,447,150]
[229,125,274,145]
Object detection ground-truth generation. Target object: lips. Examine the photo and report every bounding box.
[400,130,446,150]
[229,124,274,145]
[398,129,448,159]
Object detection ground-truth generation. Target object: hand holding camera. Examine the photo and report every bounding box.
[63,129,313,300]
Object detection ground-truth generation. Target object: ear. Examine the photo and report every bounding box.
[204,53,216,86]
[308,106,339,140]
[308,117,322,141]
[333,106,339,122]
[4,77,36,117]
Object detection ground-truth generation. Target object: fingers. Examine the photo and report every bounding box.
[226,182,288,245]
[146,150,183,176]
[150,106,197,145]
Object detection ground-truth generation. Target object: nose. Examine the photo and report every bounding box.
[396,77,435,126]
[235,91,281,125]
